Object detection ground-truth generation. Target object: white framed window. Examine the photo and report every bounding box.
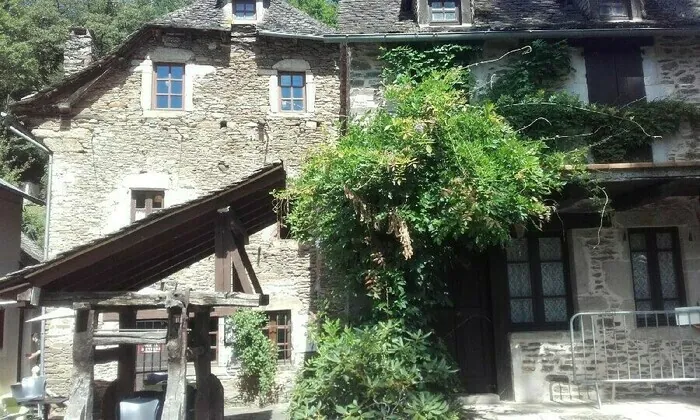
[234,0,256,20]
[429,0,460,23]
[153,63,184,110]
[267,59,316,115]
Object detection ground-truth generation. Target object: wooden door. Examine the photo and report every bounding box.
[433,255,497,393]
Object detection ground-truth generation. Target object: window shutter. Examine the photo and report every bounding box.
[585,50,619,105]
[614,50,645,105]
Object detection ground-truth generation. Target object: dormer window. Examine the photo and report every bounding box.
[600,0,630,19]
[234,0,256,20]
[429,0,460,24]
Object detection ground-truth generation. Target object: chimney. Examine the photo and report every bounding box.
[64,27,96,77]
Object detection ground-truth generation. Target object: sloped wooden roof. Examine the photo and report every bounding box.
[0,162,285,297]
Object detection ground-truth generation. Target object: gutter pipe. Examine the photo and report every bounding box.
[1,111,53,378]
[321,26,700,43]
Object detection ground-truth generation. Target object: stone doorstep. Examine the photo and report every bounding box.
[458,393,502,405]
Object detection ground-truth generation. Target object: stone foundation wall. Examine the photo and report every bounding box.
[510,198,700,402]
[33,30,337,404]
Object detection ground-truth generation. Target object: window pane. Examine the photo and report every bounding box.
[280,86,291,99]
[170,65,184,79]
[541,262,566,296]
[134,192,146,209]
[658,251,678,298]
[544,297,567,322]
[170,95,183,109]
[539,237,562,260]
[629,233,646,251]
[510,299,534,323]
[156,65,169,78]
[156,80,169,94]
[663,300,681,311]
[444,12,456,20]
[631,252,650,299]
[292,87,304,99]
[153,194,164,209]
[636,300,652,312]
[171,81,183,95]
[444,1,456,7]
[656,232,673,250]
[506,239,528,262]
[507,263,531,297]
[281,100,292,111]
[292,74,304,87]
[156,95,169,109]
[292,100,304,111]
[279,74,291,86]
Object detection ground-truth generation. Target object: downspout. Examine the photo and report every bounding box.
[1,112,53,377]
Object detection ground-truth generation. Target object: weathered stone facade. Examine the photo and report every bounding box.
[31,29,339,402]
[63,28,96,77]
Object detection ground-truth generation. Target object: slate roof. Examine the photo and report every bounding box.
[0,162,285,295]
[259,0,334,36]
[20,233,44,266]
[152,0,228,30]
[338,0,700,34]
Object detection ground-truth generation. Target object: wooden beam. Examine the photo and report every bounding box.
[41,291,266,309]
[161,305,188,420]
[227,210,249,245]
[93,329,167,346]
[94,347,121,364]
[232,236,263,295]
[117,309,137,395]
[13,164,284,291]
[65,309,96,420]
[16,287,40,306]
[193,311,214,419]
[215,213,233,293]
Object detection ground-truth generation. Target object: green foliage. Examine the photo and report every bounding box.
[289,319,460,420]
[381,40,700,163]
[0,0,190,183]
[226,310,278,406]
[380,43,478,88]
[487,40,572,101]
[22,204,45,243]
[288,0,338,27]
[282,69,583,320]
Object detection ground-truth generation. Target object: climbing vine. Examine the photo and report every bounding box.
[226,310,278,406]
[380,40,700,162]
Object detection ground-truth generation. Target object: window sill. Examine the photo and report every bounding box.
[419,23,472,29]
[267,112,316,120]
[142,110,188,118]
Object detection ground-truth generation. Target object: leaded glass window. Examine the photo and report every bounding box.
[505,234,571,330]
[628,228,685,326]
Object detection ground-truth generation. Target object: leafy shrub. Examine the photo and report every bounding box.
[289,320,460,420]
[226,310,278,406]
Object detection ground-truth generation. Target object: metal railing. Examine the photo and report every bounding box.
[569,310,700,408]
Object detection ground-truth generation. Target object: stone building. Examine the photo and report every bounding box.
[6,0,700,410]
[7,0,338,403]
[335,0,700,404]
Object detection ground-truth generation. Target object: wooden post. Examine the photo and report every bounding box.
[193,309,223,420]
[161,302,188,420]
[65,309,96,420]
[100,309,137,420]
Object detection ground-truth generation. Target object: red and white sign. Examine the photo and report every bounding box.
[138,344,163,354]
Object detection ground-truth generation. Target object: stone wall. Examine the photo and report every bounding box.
[510,197,700,402]
[32,29,338,403]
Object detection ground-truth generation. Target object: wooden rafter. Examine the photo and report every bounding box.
[38,290,268,309]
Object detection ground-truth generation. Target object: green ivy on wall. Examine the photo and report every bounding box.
[380,40,700,163]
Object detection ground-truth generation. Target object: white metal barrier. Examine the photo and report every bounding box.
[569,310,700,408]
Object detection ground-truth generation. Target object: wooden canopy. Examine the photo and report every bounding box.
[0,162,285,300]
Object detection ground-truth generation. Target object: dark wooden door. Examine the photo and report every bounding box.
[433,255,497,393]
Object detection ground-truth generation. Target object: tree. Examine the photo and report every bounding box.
[288,0,338,27]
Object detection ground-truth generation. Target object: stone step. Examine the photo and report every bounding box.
[456,393,501,405]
